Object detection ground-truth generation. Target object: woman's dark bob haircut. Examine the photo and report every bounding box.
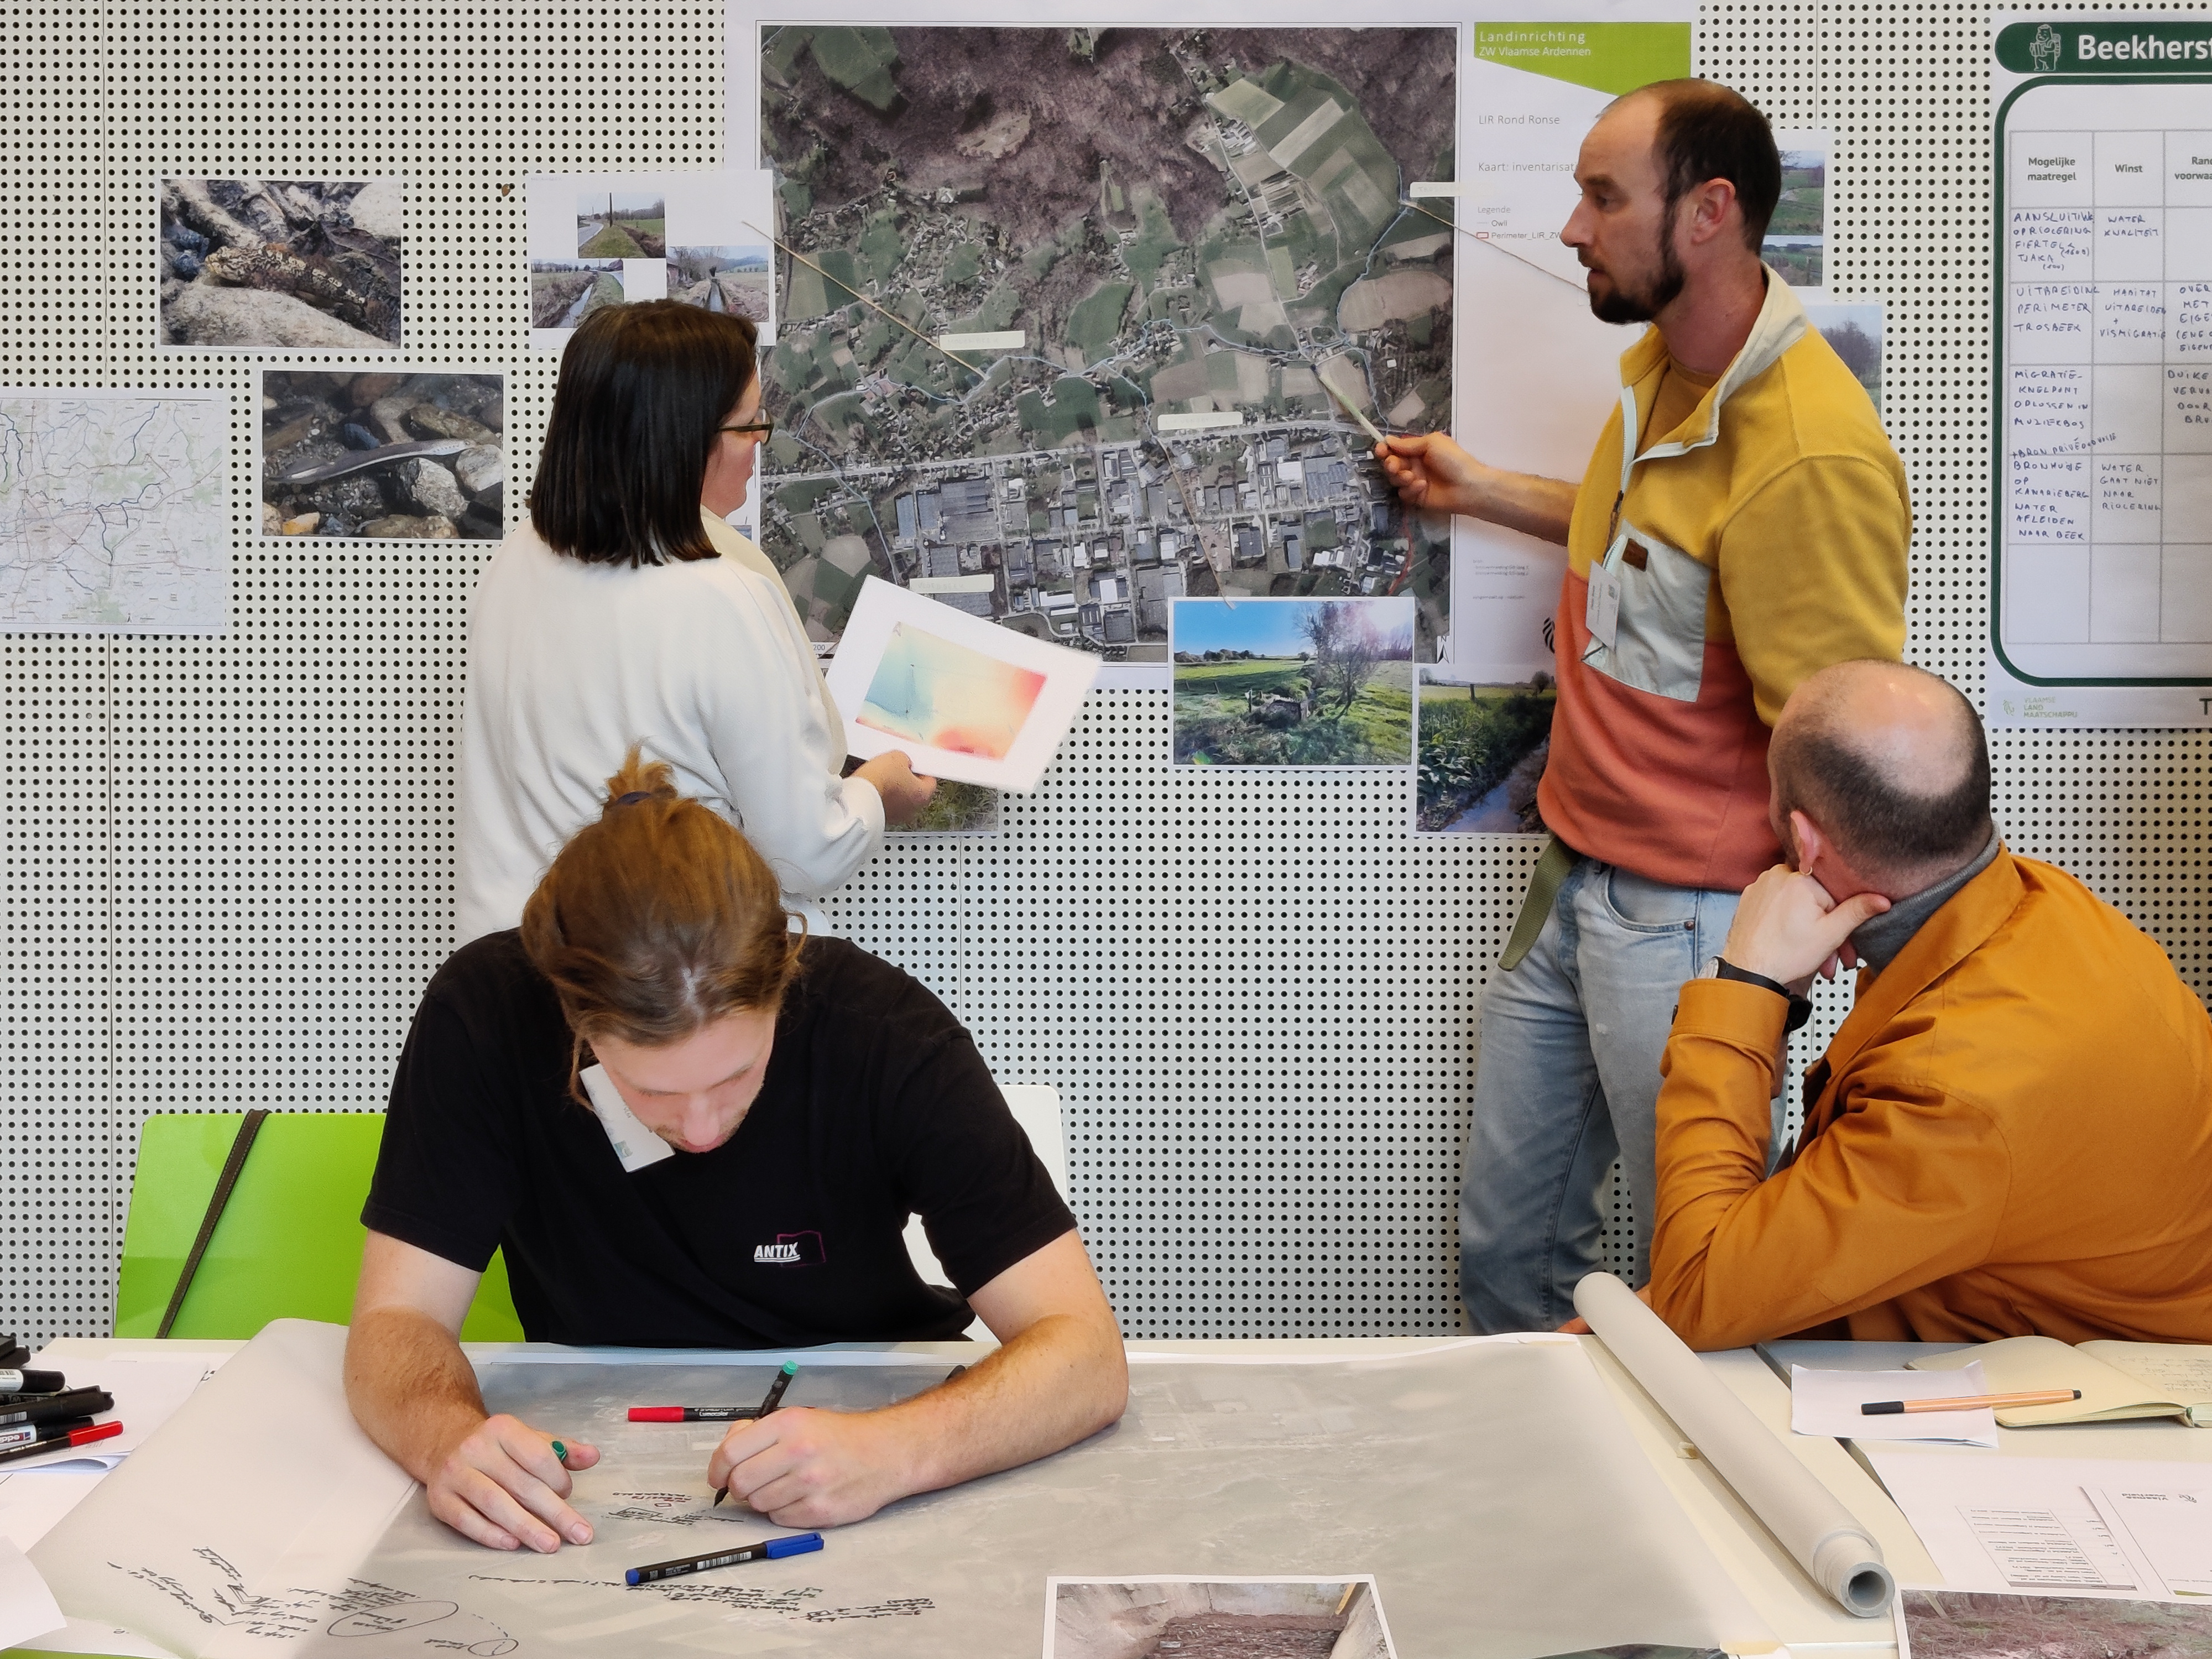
[529,300,759,567]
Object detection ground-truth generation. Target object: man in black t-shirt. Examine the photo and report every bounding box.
[347,928,1128,1554]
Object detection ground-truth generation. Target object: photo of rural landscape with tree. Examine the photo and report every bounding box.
[1808,300,1882,414]
[1172,596,1412,766]
[1415,671,1553,832]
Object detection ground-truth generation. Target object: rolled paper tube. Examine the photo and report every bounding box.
[1574,1271,1896,1619]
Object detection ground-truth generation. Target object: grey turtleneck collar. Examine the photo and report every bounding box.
[1848,827,2002,973]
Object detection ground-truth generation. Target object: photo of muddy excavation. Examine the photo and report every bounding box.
[259,371,504,540]
[161,178,403,349]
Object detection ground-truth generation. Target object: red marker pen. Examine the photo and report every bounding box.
[0,1421,121,1465]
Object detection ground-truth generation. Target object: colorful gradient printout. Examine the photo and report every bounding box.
[857,621,1047,761]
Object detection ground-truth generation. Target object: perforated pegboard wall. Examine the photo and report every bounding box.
[4,4,2208,1347]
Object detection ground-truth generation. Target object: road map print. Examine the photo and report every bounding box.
[759,25,1456,664]
[0,390,228,632]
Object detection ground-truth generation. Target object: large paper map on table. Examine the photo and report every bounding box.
[33,1324,1772,1659]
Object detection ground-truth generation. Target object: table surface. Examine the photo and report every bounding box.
[12,1333,2205,1659]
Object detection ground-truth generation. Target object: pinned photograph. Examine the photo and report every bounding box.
[528,173,774,353]
[826,576,1100,791]
[1171,596,1414,768]
[159,178,403,350]
[1415,669,1554,832]
[1804,299,1884,415]
[1765,131,1829,290]
[1895,1589,2212,1659]
[577,191,666,258]
[531,259,623,330]
[1044,1577,1396,1659]
[670,246,772,325]
[259,369,504,540]
[887,779,1002,836]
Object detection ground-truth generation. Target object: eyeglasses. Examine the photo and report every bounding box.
[719,419,775,442]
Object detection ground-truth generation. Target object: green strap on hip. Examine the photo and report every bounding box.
[1498,837,1578,972]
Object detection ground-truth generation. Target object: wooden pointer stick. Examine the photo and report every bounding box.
[1397,197,1592,294]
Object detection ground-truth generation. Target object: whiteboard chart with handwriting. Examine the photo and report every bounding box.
[1993,20,2212,724]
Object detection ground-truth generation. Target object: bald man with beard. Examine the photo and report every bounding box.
[1644,660,2212,1351]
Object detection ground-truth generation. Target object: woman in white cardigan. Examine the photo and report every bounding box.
[455,301,933,943]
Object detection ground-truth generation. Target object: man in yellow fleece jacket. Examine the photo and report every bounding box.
[1648,659,2212,1350]
[1383,80,1910,1332]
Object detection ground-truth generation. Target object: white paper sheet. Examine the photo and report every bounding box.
[0,1537,66,1652]
[1791,1363,2000,1448]
[30,1323,417,1659]
[1988,20,2212,719]
[0,1472,105,1552]
[826,576,1100,790]
[1868,1448,2212,1601]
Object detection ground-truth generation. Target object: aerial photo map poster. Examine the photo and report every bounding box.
[1990,13,2212,727]
[728,4,1482,682]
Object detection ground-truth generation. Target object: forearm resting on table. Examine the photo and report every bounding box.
[343,1300,494,1480]
[879,1302,1127,1497]
[710,1231,1127,1526]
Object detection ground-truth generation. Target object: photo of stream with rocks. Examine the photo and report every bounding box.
[260,371,503,539]
[161,179,403,349]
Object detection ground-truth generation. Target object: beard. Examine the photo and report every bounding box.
[1585,197,1687,324]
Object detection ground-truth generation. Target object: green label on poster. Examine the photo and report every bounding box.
[1472,22,1691,97]
[1995,19,2212,74]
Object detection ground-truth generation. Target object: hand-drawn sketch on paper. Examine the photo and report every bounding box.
[755,26,1457,664]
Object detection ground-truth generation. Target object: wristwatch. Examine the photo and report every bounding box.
[1699,956,1814,1034]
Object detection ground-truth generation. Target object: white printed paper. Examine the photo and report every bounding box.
[1790,1363,2000,1448]
[1452,3,1694,679]
[1990,17,2212,723]
[1869,1448,2212,1601]
[2094,1483,2212,1598]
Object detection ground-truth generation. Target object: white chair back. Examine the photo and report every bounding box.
[904,1083,1068,1338]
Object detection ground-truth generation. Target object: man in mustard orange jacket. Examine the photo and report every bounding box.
[1647,659,2212,1350]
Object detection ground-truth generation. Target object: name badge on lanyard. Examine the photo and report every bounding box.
[1586,556,1623,650]
[581,1063,676,1173]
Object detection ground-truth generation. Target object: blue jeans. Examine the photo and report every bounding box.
[1460,859,1743,1334]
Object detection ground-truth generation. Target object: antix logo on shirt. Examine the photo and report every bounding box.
[753,1230,826,1266]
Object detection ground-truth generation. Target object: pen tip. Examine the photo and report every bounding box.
[712,1486,727,1507]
